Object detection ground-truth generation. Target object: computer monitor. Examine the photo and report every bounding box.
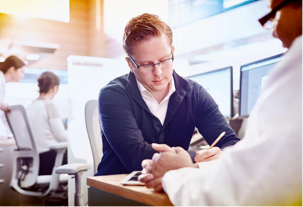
[187,66,233,118]
[239,53,284,117]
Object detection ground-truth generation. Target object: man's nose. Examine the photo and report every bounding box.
[153,64,162,75]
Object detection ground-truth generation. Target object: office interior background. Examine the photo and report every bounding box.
[0,0,287,205]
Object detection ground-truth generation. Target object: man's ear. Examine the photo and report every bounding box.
[125,57,134,73]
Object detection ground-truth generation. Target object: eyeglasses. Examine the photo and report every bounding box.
[128,52,174,71]
[258,0,289,29]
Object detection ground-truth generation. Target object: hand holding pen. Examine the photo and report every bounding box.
[194,131,226,162]
[141,131,226,174]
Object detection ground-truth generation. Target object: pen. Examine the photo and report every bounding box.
[209,131,226,149]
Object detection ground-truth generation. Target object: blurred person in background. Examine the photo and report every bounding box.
[0,55,26,139]
[27,71,68,175]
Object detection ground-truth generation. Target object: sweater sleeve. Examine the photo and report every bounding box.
[45,101,68,142]
[194,84,240,149]
[99,86,157,172]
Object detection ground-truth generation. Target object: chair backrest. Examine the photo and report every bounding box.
[85,100,103,173]
[5,105,39,187]
[6,105,37,152]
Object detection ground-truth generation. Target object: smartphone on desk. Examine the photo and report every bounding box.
[119,171,145,186]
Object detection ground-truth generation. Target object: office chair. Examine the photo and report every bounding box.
[58,100,102,206]
[56,163,90,206]
[5,105,89,206]
[5,105,68,199]
[57,100,102,206]
[85,100,103,173]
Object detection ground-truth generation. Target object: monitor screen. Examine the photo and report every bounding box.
[239,54,284,117]
[187,66,233,117]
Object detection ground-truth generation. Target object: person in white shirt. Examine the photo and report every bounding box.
[27,71,68,175]
[139,0,302,205]
[0,55,26,139]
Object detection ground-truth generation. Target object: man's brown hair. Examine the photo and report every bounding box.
[123,13,173,56]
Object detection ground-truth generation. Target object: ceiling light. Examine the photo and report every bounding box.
[26,54,40,60]
[0,0,70,23]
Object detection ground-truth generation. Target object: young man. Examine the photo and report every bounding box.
[95,13,239,176]
[139,0,302,205]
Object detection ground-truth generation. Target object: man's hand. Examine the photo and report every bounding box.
[138,173,163,192]
[141,143,175,174]
[141,159,153,174]
[195,147,222,162]
[152,147,196,178]
[139,144,197,192]
[139,143,176,189]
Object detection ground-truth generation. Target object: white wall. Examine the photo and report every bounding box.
[173,0,270,55]
[67,55,129,205]
[104,0,169,41]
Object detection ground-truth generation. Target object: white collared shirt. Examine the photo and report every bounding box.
[136,77,176,125]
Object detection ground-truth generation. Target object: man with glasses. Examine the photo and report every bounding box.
[139,0,302,205]
[95,13,240,176]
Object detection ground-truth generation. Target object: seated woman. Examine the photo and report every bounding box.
[27,71,68,175]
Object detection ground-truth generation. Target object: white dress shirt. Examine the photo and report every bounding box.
[136,77,175,125]
[162,36,302,206]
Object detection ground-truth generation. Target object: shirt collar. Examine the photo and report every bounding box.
[136,76,176,99]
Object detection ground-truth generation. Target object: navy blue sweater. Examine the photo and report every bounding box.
[95,71,239,176]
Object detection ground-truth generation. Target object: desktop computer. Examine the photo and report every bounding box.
[187,66,233,118]
[239,53,284,117]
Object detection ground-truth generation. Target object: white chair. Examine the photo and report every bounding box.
[56,100,101,206]
[55,163,90,206]
[5,105,89,206]
[5,105,68,199]
[85,100,103,173]
[57,99,102,206]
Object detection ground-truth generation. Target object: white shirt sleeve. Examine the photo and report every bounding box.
[45,101,68,142]
[162,36,302,206]
[163,134,302,206]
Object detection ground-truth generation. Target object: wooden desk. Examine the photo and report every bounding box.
[87,174,173,206]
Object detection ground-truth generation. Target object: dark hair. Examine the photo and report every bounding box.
[0,55,26,74]
[38,71,60,94]
[123,13,173,56]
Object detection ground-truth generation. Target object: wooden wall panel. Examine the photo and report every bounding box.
[0,0,90,70]
[88,0,104,57]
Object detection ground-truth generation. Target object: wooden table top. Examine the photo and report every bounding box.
[87,174,173,206]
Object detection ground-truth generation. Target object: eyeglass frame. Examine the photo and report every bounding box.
[128,51,174,70]
[258,0,290,27]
